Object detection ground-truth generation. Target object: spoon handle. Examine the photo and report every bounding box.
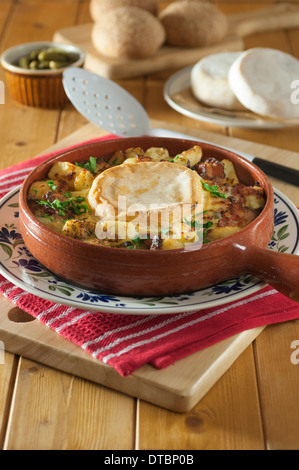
[233,243,299,302]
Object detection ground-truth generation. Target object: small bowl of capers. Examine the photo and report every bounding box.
[0,41,85,108]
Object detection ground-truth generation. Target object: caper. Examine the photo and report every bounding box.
[38,50,69,62]
[49,60,71,70]
[17,46,79,70]
[37,60,50,69]
[43,47,67,55]
[18,57,30,69]
[29,60,39,70]
[29,49,42,61]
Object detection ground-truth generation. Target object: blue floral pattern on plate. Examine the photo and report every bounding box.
[0,186,298,315]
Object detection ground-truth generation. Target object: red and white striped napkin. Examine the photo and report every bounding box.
[1,135,299,376]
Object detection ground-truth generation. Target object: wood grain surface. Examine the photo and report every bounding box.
[0,0,299,450]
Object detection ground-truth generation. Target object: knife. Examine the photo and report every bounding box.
[147,128,299,187]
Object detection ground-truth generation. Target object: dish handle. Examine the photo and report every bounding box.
[232,243,299,303]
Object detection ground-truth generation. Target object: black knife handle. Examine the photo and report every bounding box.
[253,158,299,187]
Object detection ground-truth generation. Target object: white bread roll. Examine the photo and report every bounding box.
[191,52,244,110]
[90,0,158,21]
[159,1,228,47]
[91,6,166,59]
[228,48,299,120]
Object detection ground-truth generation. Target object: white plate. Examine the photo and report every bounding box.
[164,65,299,129]
[0,186,298,315]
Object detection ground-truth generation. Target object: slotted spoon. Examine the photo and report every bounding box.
[63,67,182,139]
[62,67,299,186]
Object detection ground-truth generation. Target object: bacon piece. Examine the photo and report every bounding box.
[136,155,153,162]
[218,202,257,228]
[195,158,225,181]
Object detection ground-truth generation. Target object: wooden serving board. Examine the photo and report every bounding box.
[1,119,299,413]
[53,3,299,79]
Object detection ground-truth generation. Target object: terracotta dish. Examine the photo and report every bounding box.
[19,137,299,302]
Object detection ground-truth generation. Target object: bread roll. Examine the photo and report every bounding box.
[159,1,228,47]
[90,0,158,21]
[191,52,245,110]
[91,7,166,59]
[228,48,299,120]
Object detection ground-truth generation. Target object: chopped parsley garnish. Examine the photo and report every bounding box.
[184,217,202,230]
[184,217,214,243]
[125,235,140,249]
[72,202,90,215]
[73,196,85,203]
[47,180,57,191]
[201,181,226,199]
[168,155,180,163]
[124,235,151,249]
[41,214,53,222]
[36,196,90,217]
[160,227,170,236]
[75,156,97,173]
[203,220,213,238]
[184,211,210,230]
[125,243,137,249]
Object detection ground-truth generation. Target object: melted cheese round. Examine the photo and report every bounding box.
[88,161,203,219]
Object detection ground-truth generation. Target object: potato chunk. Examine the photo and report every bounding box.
[48,162,93,191]
[176,146,203,167]
[144,147,169,161]
[62,219,96,239]
[74,169,94,191]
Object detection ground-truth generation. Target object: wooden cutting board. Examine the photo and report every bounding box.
[1,119,299,413]
[53,3,299,79]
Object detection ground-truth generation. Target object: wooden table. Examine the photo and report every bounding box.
[0,0,299,450]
